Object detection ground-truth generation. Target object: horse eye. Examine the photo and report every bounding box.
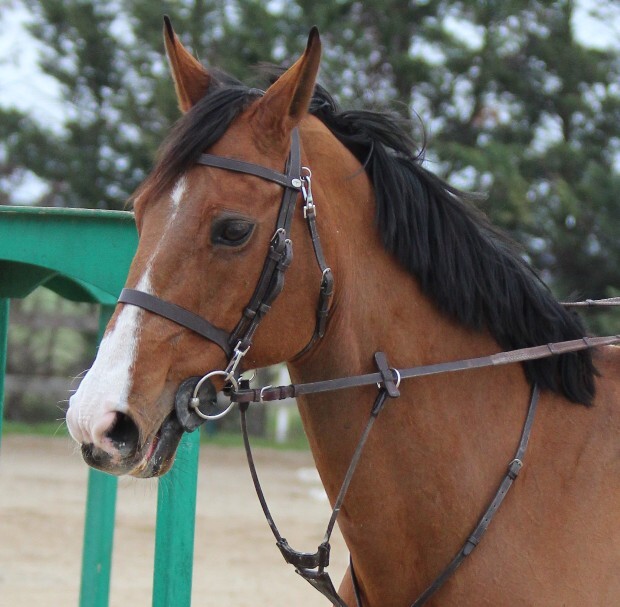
[211,218,255,247]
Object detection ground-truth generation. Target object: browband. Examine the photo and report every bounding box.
[197,154,302,189]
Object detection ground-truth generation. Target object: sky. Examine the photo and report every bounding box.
[1,0,619,134]
[0,2,67,130]
[0,0,619,205]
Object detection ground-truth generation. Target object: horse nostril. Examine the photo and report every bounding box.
[105,411,140,458]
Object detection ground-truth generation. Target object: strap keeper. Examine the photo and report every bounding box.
[276,538,330,570]
[257,302,272,317]
[243,307,257,320]
[374,352,400,398]
[320,268,334,296]
[463,535,479,556]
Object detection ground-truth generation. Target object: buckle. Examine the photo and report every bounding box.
[507,458,523,479]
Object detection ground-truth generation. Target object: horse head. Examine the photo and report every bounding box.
[66,22,339,477]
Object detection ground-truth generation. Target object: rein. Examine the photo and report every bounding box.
[231,333,620,404]
[118,130,620,606]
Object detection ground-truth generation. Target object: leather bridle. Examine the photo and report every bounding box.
[117,128,620,606]
[119,127,334,418]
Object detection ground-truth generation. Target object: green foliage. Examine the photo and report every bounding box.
[1,0,619,326]
[2,420,70,436]
[5,289,97,422]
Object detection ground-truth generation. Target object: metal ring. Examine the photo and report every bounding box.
[376,368,401,391]
[321,267,332,280]
[391,368,401,389]
[191,370,239,421]
[301,166,312,178]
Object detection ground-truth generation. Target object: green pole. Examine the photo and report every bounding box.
[79,469,118,607]
[79,305,118,607]
[152,430,201,607]
[0,298,9,449]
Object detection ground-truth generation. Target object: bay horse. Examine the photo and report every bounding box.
[67,20,620,606]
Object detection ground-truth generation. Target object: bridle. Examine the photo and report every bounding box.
[119,127,333,418]
[118,128,620,606]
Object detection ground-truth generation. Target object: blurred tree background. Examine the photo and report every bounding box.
[1,0,619,422]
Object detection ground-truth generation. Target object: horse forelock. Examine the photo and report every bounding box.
[132,79,258,206]
[133,69,597,406]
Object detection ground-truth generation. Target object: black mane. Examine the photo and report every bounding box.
[139,72,596,405]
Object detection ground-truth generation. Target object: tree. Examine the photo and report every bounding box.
[1,0,619,321]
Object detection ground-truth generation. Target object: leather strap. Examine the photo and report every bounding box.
[349,385,540,607]
[120,129,308,365]
[410,384,540,606]
[291,172,335,360]
[232,334,620,403]
[562,296,620,307]
[118,288,233,357]
[228,129,303,352]
[239,354,398,607]
[350,557,364,607]
[197,154,301,189]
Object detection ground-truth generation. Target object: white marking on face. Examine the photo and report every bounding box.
[66,271,152,446]
[66,176,187,447]
[170,175,186,218]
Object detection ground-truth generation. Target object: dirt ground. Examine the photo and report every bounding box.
[0,435,349,607]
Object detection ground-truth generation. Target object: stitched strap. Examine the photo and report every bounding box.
[232,334,620,403]
[239,354,398,607]
[197,154,302,189]
[410,385,540,606]
[229,129,302,350]
[291,168,335,360]
[118,288,232,357]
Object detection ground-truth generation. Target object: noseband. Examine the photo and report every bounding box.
[119,127,334,418]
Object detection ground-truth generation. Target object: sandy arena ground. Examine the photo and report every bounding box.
[0,435,349,606]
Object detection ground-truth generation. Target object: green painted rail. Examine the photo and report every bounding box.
[0,206,200,606]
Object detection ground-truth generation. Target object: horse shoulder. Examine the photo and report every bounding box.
[593,344,620,441]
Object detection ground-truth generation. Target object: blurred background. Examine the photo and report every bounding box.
[1,0,619,431]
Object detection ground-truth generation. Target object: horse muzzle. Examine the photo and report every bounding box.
[69,377,220,478]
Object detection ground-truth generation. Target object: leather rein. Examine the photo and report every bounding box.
[117,129,620,606]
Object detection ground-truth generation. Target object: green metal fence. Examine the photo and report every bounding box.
[0,206,199,606]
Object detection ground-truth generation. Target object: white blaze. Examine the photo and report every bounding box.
[66,271,151,445]
[66,176,187,446]
[170,175,186,216]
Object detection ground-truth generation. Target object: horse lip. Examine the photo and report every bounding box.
[130,411,185,478]
[81,442,136,476]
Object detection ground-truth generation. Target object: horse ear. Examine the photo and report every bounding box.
[163,16,211,112]
[255,27,322,139]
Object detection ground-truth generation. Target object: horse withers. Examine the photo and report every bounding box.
[67,20,620,606]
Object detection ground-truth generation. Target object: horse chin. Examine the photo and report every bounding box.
[130,411,185,478]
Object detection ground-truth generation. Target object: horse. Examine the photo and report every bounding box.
[66,20,620,606]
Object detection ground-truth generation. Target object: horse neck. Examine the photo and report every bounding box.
[287,122,532,599]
